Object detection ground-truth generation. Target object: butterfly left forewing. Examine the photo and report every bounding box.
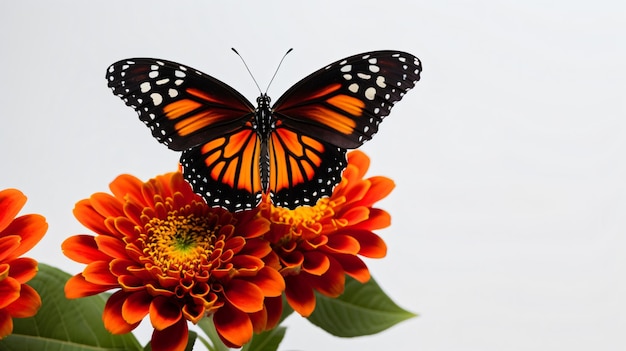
[106,58,255,151]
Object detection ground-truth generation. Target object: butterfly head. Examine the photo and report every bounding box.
[256,93,271,107]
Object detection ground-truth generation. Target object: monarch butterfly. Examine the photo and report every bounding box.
[106,50,421,211]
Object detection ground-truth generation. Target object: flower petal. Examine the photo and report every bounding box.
[73,199,110,235]
[62,235,111,263]
[246,266,285,297]
[65,274,111,298]
[0,277,20,309]
[301,251,330,276]
[0,189,26,233]
[121,290,151,324]
[347,150,370,179]
[223,279,264,313]
[284,274,316,317]
[83,261,118,285]
[213,303,253,347]
[333,253,370,283]
[109,174,145,206]
[7,257,37,284]
[343,229,387,258]
[350,208,391,231]
[103,290,139,334]
[0,309,13,339]
[307,257,345,297]
[5,283,41,318]
[151,317,188,351]
[354,176,395,207]
[0,214,47,259]
[150,296,182,330]
[0,236,20,262]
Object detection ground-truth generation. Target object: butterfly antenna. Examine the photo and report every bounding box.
[232,48,263,94]
[265,48,293,93]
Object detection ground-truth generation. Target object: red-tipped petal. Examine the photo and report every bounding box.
[345,229,387,258]
[246,266,285,297]
[65,274,111,298]
[333,253,370,283]
[213,303,253,347]
[1,214,46,259]
[0,236,20,262]
[0,309,13,339]
[7,257,37,284]
[0,189,26,233]
[0,277,19,309]
[150,296,182,330]
[121,290,151,324]
[151,317,189,351]
[350,208,391,230]
[5,283,41,318]
[62,235,111,263]
[223,279,264,313]
[73,199,110,235]
[83,261,118,285]
[301,251,330,276]
[285,274,316,317]
[103,291,139,334]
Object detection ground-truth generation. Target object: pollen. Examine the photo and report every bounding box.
[143,211,219,274]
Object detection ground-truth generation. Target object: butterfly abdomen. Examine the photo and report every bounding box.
[254,94,274,194]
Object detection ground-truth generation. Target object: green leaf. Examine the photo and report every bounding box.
[0,263,142,351]
[242,326,286,351]
[307,275,416,337]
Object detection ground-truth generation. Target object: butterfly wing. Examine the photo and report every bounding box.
[181,123,263,212]
[106,58,255,151]
[265,51,421,208]
[273,50,422,149]
[106,58,262,211]
[268,122,347,208]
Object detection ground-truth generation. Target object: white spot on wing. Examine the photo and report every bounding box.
[150,93,163,106]
[376,76,386,88]
[348,83,359,93]
[140,82,151,93]
[364,87,376,100]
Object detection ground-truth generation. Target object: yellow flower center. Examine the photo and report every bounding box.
[144,211,217,275]
[269,198,336,243]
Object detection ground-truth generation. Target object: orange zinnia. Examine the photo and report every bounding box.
[261,150,392,317]
[62,172,284,350]
[0,188,46,339]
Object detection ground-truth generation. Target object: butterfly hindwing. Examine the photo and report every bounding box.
[273,51,422,149]
[181,123,263,211]
[268,122,347,208]
[106,58,255,151]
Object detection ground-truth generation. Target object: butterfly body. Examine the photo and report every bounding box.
[107,51,422,211]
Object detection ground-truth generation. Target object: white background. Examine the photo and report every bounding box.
[1,1,625,350]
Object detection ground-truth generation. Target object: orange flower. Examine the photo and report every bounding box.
[0,189,46,339]
[261,150,392,317]
[62,172,284,350]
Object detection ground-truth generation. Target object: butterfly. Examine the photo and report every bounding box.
[106,50,422,212]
